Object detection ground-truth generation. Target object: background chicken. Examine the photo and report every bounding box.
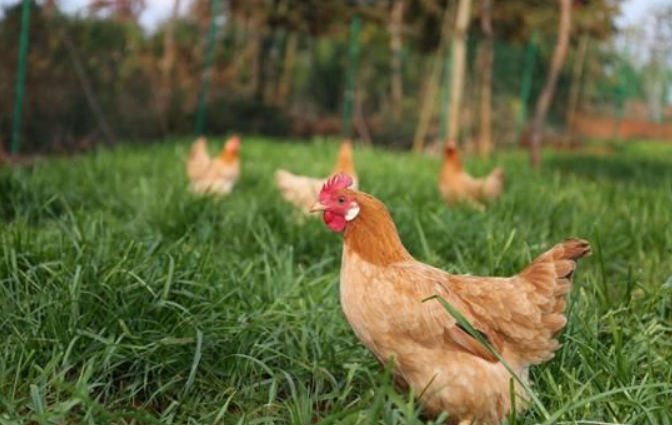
[186,136,240,195]
[186,136,211,181]
[439,140,504,208]
[275,140,357,214]
[311,174,591,425]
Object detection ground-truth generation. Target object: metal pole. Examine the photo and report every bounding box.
[341,14,362,138]
[194,0,222,136]
[515,29,539,146]
[11,0,32,154]
[439,49,452,140]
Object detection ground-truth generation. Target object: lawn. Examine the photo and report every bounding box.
[1,138,671,424]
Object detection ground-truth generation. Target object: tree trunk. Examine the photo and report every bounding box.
[248,14,262,97]
[264,29,284,104]
[389,0,405,120]
[566,33,589,141]
[446,0,472,143]
[354,84,372,145]
[158,0,182,135]
[254,31,269,101]
[476,0,493,157]
[412,4,453,152]
[276,32,297,107]
[529,0,572,168]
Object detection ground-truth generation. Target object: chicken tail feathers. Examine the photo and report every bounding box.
[334,140,357,177]
[521,239,592,288]
[482,167,504,200]
[515,238,591,363]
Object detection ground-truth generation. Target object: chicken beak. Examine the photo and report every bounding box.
[309,201,327,213]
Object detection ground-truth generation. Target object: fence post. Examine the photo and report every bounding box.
[515,29,539,146]
[11,0,32,154]
[194,0,222,136]
[439,49,452,140]
[341,14,362,138]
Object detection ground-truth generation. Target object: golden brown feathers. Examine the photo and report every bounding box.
[186,136,241,195]
[341,190,411,266]
[276,140,358,213]
[438,140,504,208]
[334,188,591,424]
[333,139,356,176]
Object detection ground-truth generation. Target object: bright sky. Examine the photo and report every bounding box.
[617,0,670,27]
[0,0,668,30]
[0,0,191,29]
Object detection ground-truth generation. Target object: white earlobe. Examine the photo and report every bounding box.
[345,203,360,221]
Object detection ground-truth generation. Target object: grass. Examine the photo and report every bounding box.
[1,137,671,424]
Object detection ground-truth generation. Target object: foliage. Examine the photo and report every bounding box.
[0,0,632,153]
[1,138,671,423]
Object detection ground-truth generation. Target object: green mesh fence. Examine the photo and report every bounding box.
[0,1,669,153]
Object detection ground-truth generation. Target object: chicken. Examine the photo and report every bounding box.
[310,174,591,425]
[186,136,241,195]
[186,136,211,181]
[275,140,357,214]
[439,140,504,209]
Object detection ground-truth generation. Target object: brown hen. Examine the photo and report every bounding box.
[439,140,504,209]
[275,140,357,214]
[186,136,241,195]
[311,174,591,425]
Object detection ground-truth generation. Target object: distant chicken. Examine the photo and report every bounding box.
[439,140,504,208]
[310,174,591,425]
[186,136,241,195]
[186,137,210,182]
[275,140,357,214]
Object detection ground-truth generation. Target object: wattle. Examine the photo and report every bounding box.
[324,211,346,233]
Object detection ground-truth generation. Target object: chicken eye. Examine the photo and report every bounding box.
[337,196,346,204]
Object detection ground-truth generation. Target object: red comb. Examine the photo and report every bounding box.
[226,136,240,150]
[319,173,354,202]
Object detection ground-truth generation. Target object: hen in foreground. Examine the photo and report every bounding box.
[275,140,357,214]
[439,140,504,209]
[186,136,241,195]
[310,174,591,425]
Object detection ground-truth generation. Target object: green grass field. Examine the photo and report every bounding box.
[1,138,671,424]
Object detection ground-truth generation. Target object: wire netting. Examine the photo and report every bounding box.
[0,0,670,153]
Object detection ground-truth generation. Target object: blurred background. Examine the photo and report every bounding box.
[0,0,670,155]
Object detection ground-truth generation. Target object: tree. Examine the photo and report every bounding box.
[388,0,405,120]
[446,0,472,143]
[644,5,672,123]
[565,32,589,139]
[412,2,452,152]
[275,31,297,106]
[529,0,572,168]
[88,0,145,24]
[476,0,493,157]
[157,0,182,135]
